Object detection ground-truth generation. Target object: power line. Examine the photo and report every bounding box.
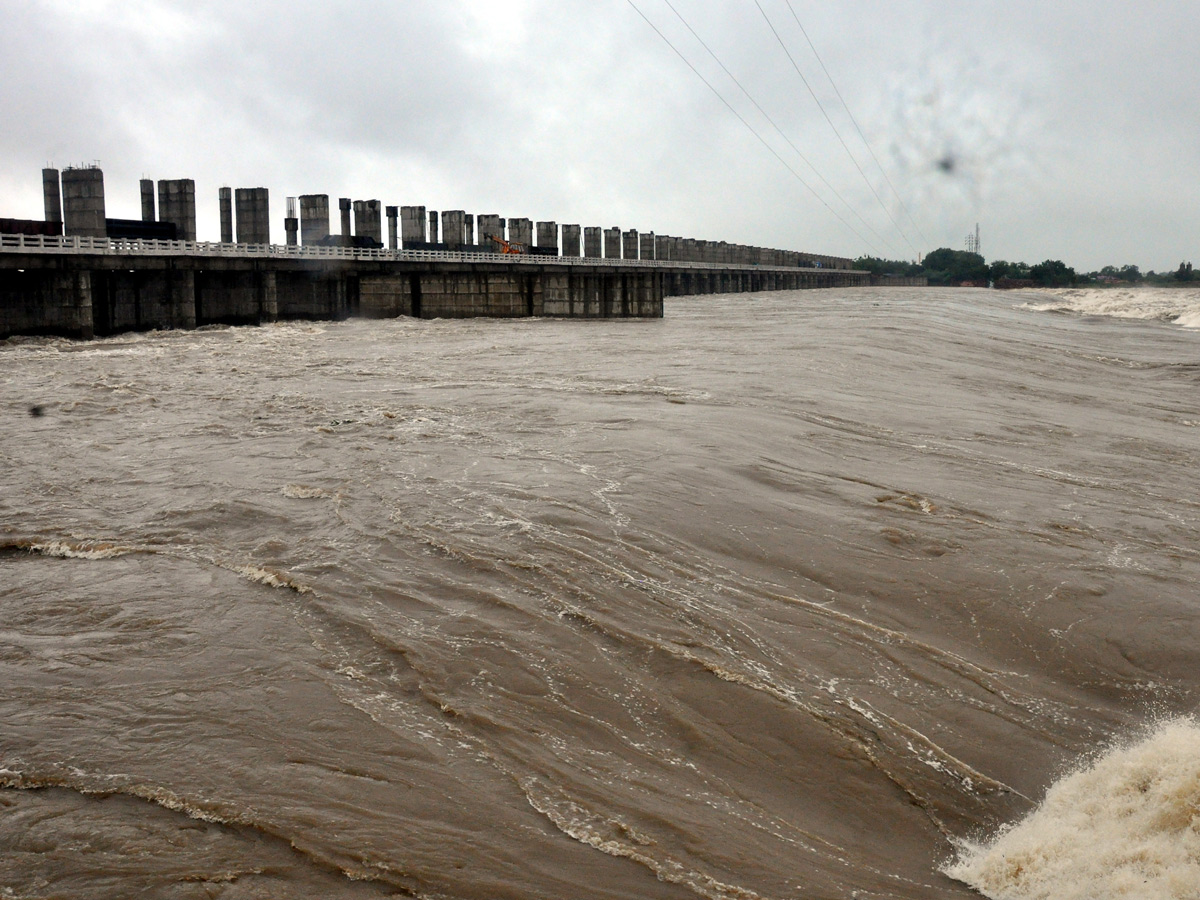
[753,0,919,257]
[623,0,880,255]
[658,0,900,256]
[781,0,930,248]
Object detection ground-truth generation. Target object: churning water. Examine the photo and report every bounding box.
[2,286,1199,899]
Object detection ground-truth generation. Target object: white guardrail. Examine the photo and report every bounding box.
[0,232,856,274]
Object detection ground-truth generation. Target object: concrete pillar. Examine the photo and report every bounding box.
[622,229,639,260]
[441,210,465,249]
[536,221,558,255]
[260,270,278,322]
[400,206,426,246]
[561,224,581,257]
[299,194,329,245]
[583,227,601,258]
[428,210,439,244]
[353,199,382,247]
[61,166,106,238]
[285,197,299,247]
[386,206,398,250]
[219,187,233,243]
[508,218,532,248]
[157,179,196,242]
[639,231,655,260]
[464,213,475,247]
[139,179,155,222]
[654,235,670,260]
[42,168,62,227]
[339,198,352,247]
[477,214,504,249]
[235,187,270,245]
[603,227,621,259]
[168,268,196,329]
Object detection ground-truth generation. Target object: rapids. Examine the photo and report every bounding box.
[2,286,1198,899]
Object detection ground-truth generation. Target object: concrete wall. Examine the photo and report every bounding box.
[427,211,439,244]
[235,188,270,245]
[43,169,62,226]
[441,210,466,249]
[339,199,352,246]
[536,221,558,255]
[639,232,655,260]
[583,227,601,258]
[157,179,196,242]
[300,194,330,246]
[401,206,426,246]
[219,188,234,243]
[0,247,880,340]
[354,200,382,246]
[61,167,106,238]
[508,218,532,247]
[140,179,156,222]
[477,214,504,249]
[561,224,581,257]
[603,228,621,259]
[622,229,639,260]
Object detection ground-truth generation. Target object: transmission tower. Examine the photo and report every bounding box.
[965,223,981,256]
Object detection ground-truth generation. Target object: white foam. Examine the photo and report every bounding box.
[945,718,1200,899]
[231,564,313,594]
[22,540,135,559]
[281,483,330,499]
[1021,287,1200,327]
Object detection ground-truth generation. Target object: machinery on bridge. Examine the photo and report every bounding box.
[488,235,527,254]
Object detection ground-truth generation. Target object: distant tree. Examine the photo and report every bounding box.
[1029,259,1077,287]
[988,260,1031,283]
[1175,261,1194,282]
[1119,264,1142,283]
[921,248,987,285]
[854,256,923,277]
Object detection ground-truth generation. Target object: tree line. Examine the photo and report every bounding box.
[855,250,1196,287]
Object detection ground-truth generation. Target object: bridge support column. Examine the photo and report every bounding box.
[65,270,94,339]
[258,269,277,322]
[169,268,196,329]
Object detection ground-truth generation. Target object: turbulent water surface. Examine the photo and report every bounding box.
[2,286,1199,899]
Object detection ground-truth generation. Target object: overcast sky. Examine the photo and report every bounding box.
[2,0,1196,271]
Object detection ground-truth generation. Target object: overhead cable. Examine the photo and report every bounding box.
[782,0,930,247]
[754,0,919,257]
[624,0,879,255]
[659,0,899,256]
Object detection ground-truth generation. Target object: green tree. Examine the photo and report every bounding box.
[921,248,987,285]
[1029,259,1077,287]
[854,256,923,276]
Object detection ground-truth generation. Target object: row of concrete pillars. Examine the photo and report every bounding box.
[33,166,853,270]
[289,197,849,268]
[41,167,201,241]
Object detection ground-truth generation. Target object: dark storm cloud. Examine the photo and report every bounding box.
[2,0,1198,270]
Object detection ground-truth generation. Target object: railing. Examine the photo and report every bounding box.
[0,232,859,274]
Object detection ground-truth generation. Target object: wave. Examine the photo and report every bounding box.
[0,538,139,559]
[1020,287,1200,327]
[944,718,1200,899]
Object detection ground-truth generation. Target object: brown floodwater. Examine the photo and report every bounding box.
[2,287,1198,899]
